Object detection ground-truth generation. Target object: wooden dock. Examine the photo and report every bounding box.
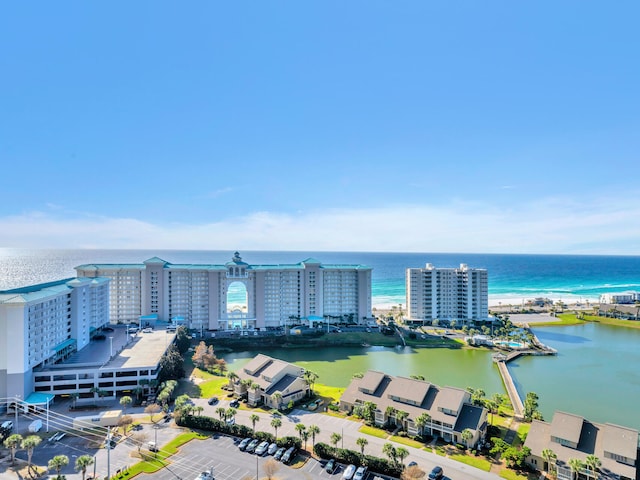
[493,326,557,420]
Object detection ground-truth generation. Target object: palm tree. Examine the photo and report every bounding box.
[396,410,409,432]
[271,417,282,440]
[3,433,23,465]
[70,392,79,409]
[119,395,133,413]
[301,430,310,451]
[485,400,498,426]
[356,437,368,457]
[303,370,319,396]
[382,442,397,464]
[226,407,237,422]
[227,371,239,390]
[415,413,431,438]
[21,435,41,472]
[330,432,342,448]
[49,454,70,479]
[75,455,94,480]
[250,414,260,433]
[385,406,397,426]
[216,406,226,420]
[568,458,584,480]
[308,425,320,447]
[541,448,557,475]
[585,454,601,479]
[461,428,473,448]
[396,446,409,467]
[194,406,204,416]
[272,392,283,409]
[295,423,306,440]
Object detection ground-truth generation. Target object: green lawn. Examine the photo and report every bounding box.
[499,469,539,480]
[358,425,389,439]
[313,383,345,403]
[198,376,229,398]
[536,313,640,329]
[389,435,424,448]
[449,453,492,471]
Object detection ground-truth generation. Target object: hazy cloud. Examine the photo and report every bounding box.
[1,195,639,254]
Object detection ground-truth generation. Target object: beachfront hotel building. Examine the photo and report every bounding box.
[340,371,487,447]
[0,278,109,401]
[75,252,373,331]
[405,263,489,325]
[524,411,638,480]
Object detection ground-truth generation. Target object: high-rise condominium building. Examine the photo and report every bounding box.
[406,263,489,324]
[75,252,372,331]
[0,277,109,400]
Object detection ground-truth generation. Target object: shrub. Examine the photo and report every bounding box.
[277,436,301,449]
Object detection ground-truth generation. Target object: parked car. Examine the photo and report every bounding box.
[255,441,269,456]
[408,461,417,467]
[429,466,444,479]
[142,327,153,333]
[195,470,213,480]
[267,443,279,455]
[238,437,251,451]
[341,464,356,480]
[353,466,367,480]
[325,459,336,473]
[273,447,285,460]
[246,439,259,453]
[229,399,240,408]
[207,396,219,405]
[226,417,235,425]
[281,447,296,464]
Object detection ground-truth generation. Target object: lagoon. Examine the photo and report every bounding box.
[510,322,640,430]
[221,322,640,432]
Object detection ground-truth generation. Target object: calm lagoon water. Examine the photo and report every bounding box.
[510,323,640,431]
[222,323,640,432]
[222,345,505,396]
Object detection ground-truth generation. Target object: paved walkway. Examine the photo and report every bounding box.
[495,361,524,419]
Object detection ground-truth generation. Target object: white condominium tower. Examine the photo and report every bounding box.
[406,263,489,324]
[0,277,109,400]
[75,252,372,331]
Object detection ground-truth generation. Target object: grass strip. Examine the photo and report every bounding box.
[358,425,388,439]
[449,453,492,471]
[389,435,424,448]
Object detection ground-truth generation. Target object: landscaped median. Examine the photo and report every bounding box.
[111,432,209,480]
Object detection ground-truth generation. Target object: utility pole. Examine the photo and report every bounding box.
[106,427,111,480]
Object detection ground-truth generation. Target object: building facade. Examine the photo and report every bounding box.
[231,354,309,408]
[524,411,638,480]
[340,371,487,447]
[406,263,489,325]
[75,252,373,331]
[0,278,110,401]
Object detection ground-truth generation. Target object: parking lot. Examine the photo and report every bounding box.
[146,435,392,480]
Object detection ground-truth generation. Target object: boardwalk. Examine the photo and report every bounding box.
[495,360,524,419]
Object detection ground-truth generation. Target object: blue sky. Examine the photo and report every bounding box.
[1,1,639,254]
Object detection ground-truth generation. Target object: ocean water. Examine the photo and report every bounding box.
[2,248,640,307]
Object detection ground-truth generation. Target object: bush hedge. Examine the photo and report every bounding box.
[313,442,402,477]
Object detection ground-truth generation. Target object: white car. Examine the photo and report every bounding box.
[255,441,270,456]
[267,442,279,455]
[195,471,213,480]
[354,466,367,480]
[342,464,356,480]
